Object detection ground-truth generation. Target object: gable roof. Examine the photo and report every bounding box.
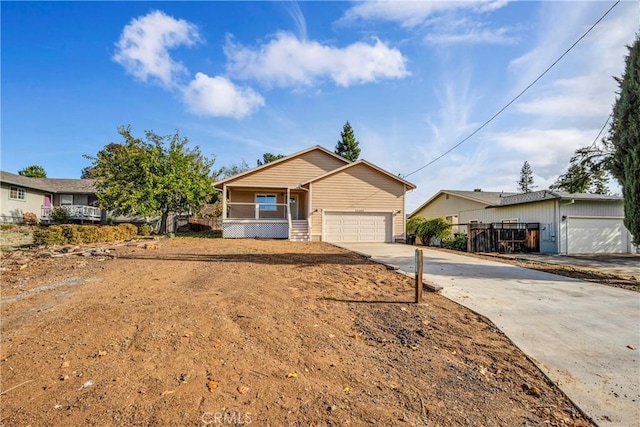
[213,145,349,189]
[300,159,416,190]
[0,170,96,194]
[493,190,623,207]
[410,190,516,217]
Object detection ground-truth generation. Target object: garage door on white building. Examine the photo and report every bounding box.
[324,212,392,242]
[567,217,629,254]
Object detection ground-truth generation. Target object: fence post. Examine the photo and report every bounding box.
[415,248,423,303]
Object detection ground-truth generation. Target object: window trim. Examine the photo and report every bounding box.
[9,186,26,201]
[256,194,277,211]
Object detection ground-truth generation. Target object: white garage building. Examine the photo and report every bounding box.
[459,190,635,254]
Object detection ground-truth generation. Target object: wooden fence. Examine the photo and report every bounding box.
[468,223,540,253]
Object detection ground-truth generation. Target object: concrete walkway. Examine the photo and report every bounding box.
[336,243,640,427]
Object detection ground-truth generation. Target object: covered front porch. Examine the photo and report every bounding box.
[221,185,309,240]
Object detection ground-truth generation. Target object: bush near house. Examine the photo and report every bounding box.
[33,223,140,246]
[442,234,468,252]
[22,212,37,225]
[407,216,452,246]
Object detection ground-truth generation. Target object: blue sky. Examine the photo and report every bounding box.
[1,1,638,211]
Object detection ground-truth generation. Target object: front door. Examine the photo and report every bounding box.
[44,194,52,207]
[289,195,299,220]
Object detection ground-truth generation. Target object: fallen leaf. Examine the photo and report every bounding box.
[286,372,298,378]
[61,361,70,369]
[237,385,249,394]
[206,380,218,392]
[19,264,28,270]
[400,307,408,312]
[161,389,175,396]
[343,386,350,393]
[353,333,362,340]
[213,342,221,348]
[97,350,107,357]
[627,345,636,350]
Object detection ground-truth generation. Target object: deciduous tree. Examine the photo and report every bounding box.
[85,126,216,233]
[18,165,47,177]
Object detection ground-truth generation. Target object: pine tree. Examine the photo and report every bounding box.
[335,121,361,162]
[606,37,640,243]
[517,161,536,193]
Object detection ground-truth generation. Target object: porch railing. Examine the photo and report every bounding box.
[41,205,102,222]
[227,202,288,220]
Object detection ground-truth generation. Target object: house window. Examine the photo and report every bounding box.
[256,194,277,211]
[9,186,25,200]
[60,194,73,205]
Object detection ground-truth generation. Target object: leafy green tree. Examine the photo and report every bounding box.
[517,161,536,193]
[81,166,97,179]
[257,153,285,166]
[18,165,47,177]
[607,37,640,243]
[85,126,216,234]
[407,216,452,246]
[335,121,361,162]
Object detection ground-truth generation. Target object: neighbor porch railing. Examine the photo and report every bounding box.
[41,205,102,222]
[226,202,288,220]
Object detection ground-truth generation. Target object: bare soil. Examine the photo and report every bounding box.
[1,238,593,426]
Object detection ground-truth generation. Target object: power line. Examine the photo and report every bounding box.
[588,112,613,150]
[403,0,621,179]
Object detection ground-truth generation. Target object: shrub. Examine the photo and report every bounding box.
[50,207,72,224]
[60,224,82,244]
[22,212,37,224]
[33,226,66,246]
[32,223,140,246]
[442,234,468,252]
[0,224,16,231]
[407,216,452,246]
[138,223,152,236]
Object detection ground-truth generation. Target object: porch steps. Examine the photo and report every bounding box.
[290,220,309,242]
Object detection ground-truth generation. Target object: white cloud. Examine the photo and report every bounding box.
[425,25,517,45]
[341,0,508,28]
[491,128,597,174]
[183,72,265,119]
[285,2,307,40]
[224,32,409,87]
[113,10,201,87]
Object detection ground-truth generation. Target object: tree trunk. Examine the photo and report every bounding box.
[160,210,169,234]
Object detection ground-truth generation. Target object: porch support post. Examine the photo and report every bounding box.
[286,188,290,218]
[222,184,227,220]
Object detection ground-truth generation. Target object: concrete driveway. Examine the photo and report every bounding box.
[336,243,640,427]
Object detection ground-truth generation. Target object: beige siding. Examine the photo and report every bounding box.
[0,183,47,223]
[412,193,489,221]
[230,150,347,187]
[310,163,406,241]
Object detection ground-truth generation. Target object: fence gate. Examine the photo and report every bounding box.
[468,223,540,253]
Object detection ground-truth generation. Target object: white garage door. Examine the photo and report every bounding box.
[324,212,392,242]
[567,218,628,254]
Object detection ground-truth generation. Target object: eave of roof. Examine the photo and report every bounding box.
[300,159,416,190]
[213,145,349,189]
[0,170,96,193]
[409,190,515,217]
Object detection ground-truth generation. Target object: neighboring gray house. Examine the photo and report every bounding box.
[0,171,101,224]
[411,189,635,254]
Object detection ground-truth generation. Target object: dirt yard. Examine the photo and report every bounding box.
[1,238,593,426]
